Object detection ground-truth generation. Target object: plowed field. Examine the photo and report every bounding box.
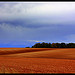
[0,48,75,74]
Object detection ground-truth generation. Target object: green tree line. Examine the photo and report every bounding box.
[31,42,75,48]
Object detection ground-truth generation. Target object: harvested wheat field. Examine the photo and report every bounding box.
[0,48,75,74]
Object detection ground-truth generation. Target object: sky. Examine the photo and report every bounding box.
[0,2,75,47]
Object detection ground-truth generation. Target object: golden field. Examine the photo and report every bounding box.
[0,48,75,73]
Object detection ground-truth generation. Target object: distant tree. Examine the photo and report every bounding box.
[51,43,57,48]
[67,43,75,48]
[32,43,41,48]
[41,42,46,48]
[25,47,30,48]
[66,43,70,48]
[55,43,61,48]
[48,43,52,48]
[60,43,66,48]
[31,42,75,48]
[44,43,49,48]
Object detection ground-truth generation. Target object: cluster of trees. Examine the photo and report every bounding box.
[31,42,75,48]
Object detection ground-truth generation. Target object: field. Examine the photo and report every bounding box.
[0,48,75,73]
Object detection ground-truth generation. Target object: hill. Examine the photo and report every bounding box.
[0,48,75,59]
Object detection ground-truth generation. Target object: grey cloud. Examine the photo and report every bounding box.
[0,2,75,47]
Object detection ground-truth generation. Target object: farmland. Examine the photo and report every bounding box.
[0,48,75,73]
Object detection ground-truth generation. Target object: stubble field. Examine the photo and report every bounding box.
[0,48,75,73]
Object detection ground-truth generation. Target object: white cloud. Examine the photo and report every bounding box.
[28,40,47,42]
[0,2,75,25]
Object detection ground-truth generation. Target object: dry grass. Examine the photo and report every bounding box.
[0,48,75,73]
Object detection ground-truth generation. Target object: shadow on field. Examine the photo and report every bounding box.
[0,48,55,55]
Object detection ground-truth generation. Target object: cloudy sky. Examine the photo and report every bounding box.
[0,2,75,47]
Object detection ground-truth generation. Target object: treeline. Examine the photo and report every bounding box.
[30,42,75,48]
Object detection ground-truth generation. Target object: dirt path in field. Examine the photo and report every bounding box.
[0,57,75,73]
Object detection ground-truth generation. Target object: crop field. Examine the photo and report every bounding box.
[0,48,75,73]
